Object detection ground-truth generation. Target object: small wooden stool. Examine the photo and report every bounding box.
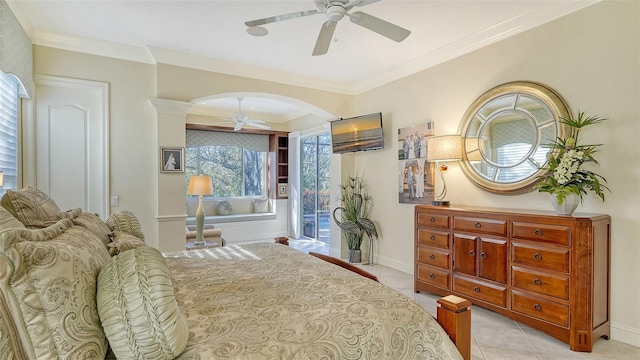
[274,237,289,246]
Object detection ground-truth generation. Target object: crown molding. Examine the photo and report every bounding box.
[147,47,355,95]
[19,0,599,96]
[30,31,156,64]
[352,0,601,94]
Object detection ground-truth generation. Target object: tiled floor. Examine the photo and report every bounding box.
[288,239,640,360]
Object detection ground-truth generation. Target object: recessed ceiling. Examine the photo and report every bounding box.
[7,0,599,120]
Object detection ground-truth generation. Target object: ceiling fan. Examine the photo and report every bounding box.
[245,0,411,56]
[228,97,271,131]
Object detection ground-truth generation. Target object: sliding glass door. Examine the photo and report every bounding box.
[301,133,331,243]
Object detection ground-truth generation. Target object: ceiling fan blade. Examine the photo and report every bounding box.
[312,20,337,56]
[245,121,271,130]
[245,9,321,27]
[348,11,410,42]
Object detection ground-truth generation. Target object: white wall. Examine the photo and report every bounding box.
[353,0,639,346]
[29,0,639,347]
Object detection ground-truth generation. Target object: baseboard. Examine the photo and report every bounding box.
[611,322,640,347]
[375,253,414,275]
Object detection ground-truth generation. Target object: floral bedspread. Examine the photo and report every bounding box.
[162,243,462,360]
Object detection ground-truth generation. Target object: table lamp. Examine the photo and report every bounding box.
[427,135,462,206]
[187,175,213,245]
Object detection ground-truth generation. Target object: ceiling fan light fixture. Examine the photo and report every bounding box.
[246,26,268,37]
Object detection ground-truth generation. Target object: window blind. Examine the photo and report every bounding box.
[186,129,269,152]
[0,71,18,194]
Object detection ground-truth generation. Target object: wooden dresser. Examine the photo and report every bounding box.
[414,205,610,352]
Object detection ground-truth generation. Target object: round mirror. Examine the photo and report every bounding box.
[459,81,570,194]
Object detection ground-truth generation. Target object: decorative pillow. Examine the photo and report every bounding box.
[253,198,270,213]
[71,212,113,247]
[107,231,146,256]
[106,210,145,242]
[0,205,25,230]
[215,200,232,216]
[57,207,83,220]
[0,219,111,359]
[0,186,61,228]
[97,246,188,360]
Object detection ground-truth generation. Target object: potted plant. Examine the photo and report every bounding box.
[333,175,378,263]
[535,112,610,215]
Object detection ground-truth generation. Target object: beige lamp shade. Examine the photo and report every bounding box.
[427,135,463,162]
[187,175,213,196]
[464,138,483,162]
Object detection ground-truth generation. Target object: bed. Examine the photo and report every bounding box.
[160,242,467,359]
[0,187,469,359]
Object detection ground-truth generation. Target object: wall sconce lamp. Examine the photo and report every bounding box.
[187,175,213,245]
[427,135,462,206]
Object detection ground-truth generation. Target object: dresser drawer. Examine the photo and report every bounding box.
[417,246,450,269]
[453,216,507,237]
[511,242,570,273]
[511,290,569,327]
[417,228,450,249]
[416,263,450,290]
[512,221,571,246]
[417,212,450,229]
[453,275,507,308]
[511,266,570,300]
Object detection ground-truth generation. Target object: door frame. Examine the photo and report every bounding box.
[33,74,110,218]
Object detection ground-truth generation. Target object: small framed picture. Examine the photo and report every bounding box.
[160,147,184,173]
[278,183,288,196]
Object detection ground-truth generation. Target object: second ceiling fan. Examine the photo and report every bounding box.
[230,97,271,131]
[245,0,411,56]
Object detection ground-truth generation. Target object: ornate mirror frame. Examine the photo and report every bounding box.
[459,81,571,194]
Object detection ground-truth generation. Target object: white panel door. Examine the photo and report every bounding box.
[35,75,109,218]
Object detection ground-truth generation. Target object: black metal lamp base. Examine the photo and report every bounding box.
[432,200,450,206]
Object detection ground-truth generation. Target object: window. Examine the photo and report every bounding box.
[185,130,268,197]
[0,71,19,196]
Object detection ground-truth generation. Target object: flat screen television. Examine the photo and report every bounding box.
[330,112,384,154]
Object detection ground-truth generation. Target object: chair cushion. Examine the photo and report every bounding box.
[0,219,111,359]
[107,230,147,256]
[106,210,145,242]
[97,246,188,360]
[0,186,62,228]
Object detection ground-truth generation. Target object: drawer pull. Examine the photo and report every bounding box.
[475,222,482,228]
[534,228,543,236]
[480,252,487,259]
[430,217,436,223]
[429,273,436,279]
[429,235,436,241]
[533,252,543,260]
[534,278,543,286]
[474,286,481,293]
[533,303,542,311]
[469,250,476,257]
[429,254,436,260]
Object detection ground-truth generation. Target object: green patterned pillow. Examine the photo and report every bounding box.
[97,246,188,360]
[106,210,145,242]
[0,205,25,230]
[0,219,111,359]
[71,212,113,247]
[107,230,146,256]
[0,186,62,228]
[57,207,83,220]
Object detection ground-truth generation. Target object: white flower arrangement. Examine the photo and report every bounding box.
[535,112,610,204]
